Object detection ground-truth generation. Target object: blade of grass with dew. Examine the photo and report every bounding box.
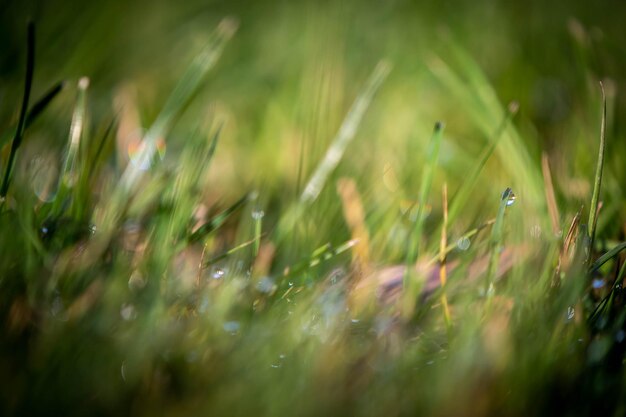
[486,187,515,297]
[402,121,444,318]
[428,39,545,216]
[1,21,35,200]
[587,82,607,259]
[120,18,237,192]
[446,101,518,226]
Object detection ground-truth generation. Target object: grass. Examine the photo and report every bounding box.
[1,2,626,416]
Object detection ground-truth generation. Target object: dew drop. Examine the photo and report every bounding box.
[457,237,471,251]
[501,188,516,206]
[223,321,240,334]
[592,279,605,289]
[212,268,225,280]
[120,304,137,321]
[257,276,276,294]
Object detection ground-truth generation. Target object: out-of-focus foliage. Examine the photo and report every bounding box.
[1,0,626,415]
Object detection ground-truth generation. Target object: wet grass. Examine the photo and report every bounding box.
[1,3,626,416]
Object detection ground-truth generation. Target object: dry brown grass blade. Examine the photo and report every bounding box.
[337,177,371,274]
[541,152,560,235]
[557,209,582,277]
[439,183,452,326]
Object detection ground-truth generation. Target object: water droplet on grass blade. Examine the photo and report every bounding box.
[223,321,240,334]
[592,278,605,289]
[212,267,225,280]
[502,188,516,206]
[120,303,137,321]
[457,237,471,251]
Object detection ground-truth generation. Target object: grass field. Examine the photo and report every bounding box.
[1,1,626,415]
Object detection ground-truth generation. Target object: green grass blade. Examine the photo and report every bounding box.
[587,82,607,256]
[402,121,445,316]
[447,102,518,225]
[120,19,237,192]
[589,242,626,273]
[486,187,515,296]
[188,193,250,244]
[1,22,35,199]
[0,81,65,150]
[60,77,90,189]
[300,61,391,204]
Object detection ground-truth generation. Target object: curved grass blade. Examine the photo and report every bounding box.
[1,22,35,199]
[589,242,626,273]
[0,81,65,150]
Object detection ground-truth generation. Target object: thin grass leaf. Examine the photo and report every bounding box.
[541,152,561,235]
[282,239,359,278]
[60,77,90,189]
[589,242,626,273]
[1,22,35,199]
[121,18,237,192]
[203,235,263,268]
[587,82,607,256]
[0,81,65,149]
[447,101,518,225]
[402,121,444,316]
[188,193,250,243]
[439,183,452,327]
[300,61,391,204]
[486,187,515,296]
[425,218,496,267]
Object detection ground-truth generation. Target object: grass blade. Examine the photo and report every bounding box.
[0,81,65,150]
[121,18,237,191]
[541,152,561,235]
[587,82,607,257]
[447,101,518,225]
[1,22,35,199]
[188,193,250,243]
[300,61,391,204]
[440,183,452,327]
[402,121,445,317]
[486,187,515,296]
[589,242,626,273]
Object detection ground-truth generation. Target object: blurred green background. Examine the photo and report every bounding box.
[2,0,625,250]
